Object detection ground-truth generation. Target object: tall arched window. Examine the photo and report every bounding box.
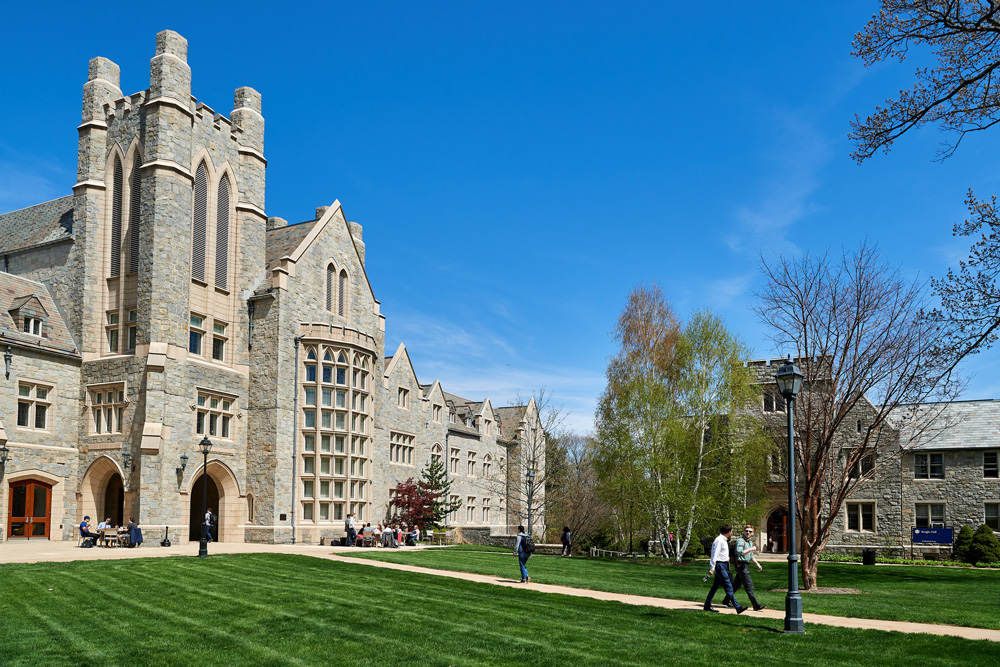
[110,158,123,277]
[128,160,141,274]
[338,270,348,317]
[215,176,230,289]
[326,264,335,311]
[191,163,208,281]
[431,444,442,464]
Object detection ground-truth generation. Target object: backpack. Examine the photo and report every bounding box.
[521,535,535,554]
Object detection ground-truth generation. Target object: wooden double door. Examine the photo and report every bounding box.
[7,480,52,539]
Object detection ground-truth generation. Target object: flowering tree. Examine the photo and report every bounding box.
[389,477,438,529]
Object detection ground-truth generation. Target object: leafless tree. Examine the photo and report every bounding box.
[851,1,1000,162]
[755,243,962,588]
[543,433,608,545]
[931,189,1000,372]
[490,387,564,536]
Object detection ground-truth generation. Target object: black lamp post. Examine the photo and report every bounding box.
[775,357,805,634]
[525,468,535,537]
[198,436,213,558]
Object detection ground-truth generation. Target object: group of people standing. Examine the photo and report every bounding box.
[704,523,767,613]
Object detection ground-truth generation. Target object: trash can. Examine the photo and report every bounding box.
[861,548,876,566]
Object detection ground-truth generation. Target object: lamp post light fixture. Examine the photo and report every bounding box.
[525,468,535,537]
[121,446,134,473]
[4,345,12,380]
[775,357,805,635]
[177,453,189,476]
[198,436,213,558]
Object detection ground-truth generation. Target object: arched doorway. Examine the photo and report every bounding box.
[185,460,242,543]
[79,456,129,529]
[7,480,52,539]
[102,474,125,527]
[766,508,788,553]
[189,474,220,540]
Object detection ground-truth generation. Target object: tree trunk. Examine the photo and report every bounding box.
[800,541,820,590]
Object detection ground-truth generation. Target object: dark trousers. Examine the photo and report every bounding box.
[560,542,571,556]
[705,562,743,610]
[724,562,761,608]
[347,528,357,546]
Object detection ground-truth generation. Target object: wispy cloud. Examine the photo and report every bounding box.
[726,109,832,257]
[386,308,602,433]
[0,145,71,211]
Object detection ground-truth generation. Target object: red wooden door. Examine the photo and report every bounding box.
[7,480,52,539]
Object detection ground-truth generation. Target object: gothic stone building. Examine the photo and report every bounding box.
[0,31,544,545]
[749,358,999,558]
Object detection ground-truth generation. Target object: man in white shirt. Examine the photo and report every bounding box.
[703,524,747,614]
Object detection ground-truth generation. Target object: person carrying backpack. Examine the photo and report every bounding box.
[514,525,534,583]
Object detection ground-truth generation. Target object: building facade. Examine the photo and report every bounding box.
[749,358,999,558]
[0,31,544,545]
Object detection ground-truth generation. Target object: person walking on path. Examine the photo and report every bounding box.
[704,524,747,614]
[724,524,767,611]
[560,526,572,557]
[514,525,531,583]
[204,508,216,542]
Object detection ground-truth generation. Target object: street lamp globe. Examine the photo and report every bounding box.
[775,358,803,400]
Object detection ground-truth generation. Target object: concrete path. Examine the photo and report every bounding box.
[2,540,997,642]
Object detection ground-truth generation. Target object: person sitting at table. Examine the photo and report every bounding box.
[126,517,143,547]
[96,517,110,531]
[79,516,100,545]
[381,524,393,548]
[405,527,418,547]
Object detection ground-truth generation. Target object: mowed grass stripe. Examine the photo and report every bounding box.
[346,549,1000,630]
[1,554,997,667]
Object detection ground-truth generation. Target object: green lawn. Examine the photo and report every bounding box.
[0,553,995,666]
[346,548,1000,630]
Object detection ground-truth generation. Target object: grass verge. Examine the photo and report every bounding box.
[344,548,1000,629]
[0,553,995,666]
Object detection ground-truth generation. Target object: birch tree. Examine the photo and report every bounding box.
[595,285,769,561]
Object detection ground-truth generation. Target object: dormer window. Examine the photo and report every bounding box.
[23,317,41,336]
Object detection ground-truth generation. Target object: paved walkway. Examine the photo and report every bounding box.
[2,540,997,642]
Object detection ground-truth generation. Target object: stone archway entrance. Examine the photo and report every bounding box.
[766,508,788,553]
[103,475,124,527]
[189,474,220,541]
[79,456,128,528]
[185,460,242,543]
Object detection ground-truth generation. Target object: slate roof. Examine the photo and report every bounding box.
[494,405,527,440]
[0,272,79,356]
[0,196,74,254]
[264,219,319,273]
[900,400,1000,450]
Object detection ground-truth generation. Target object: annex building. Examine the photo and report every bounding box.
[749,358,999,559]
[0,31,543,545]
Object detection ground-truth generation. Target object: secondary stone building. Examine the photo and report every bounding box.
[0,31,544,545]
[749,358,999,558]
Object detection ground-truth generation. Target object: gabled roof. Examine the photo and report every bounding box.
[494,405,528,439]
[0,196,74,254]
[383,342,419,386]
[0,272,79,355]
[9,295,47,315]
[265,219,319,272]
[899,400,1000,451]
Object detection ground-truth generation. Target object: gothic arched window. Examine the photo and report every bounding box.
[128,159,141,274]
[191,163,208,281]
[338,270,348,317]
[215,175,230,289]
[110,158,123,277]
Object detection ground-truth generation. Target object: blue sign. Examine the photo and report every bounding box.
[912,527,953,544]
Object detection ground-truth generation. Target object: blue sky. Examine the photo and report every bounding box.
[4,2,1000,433]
